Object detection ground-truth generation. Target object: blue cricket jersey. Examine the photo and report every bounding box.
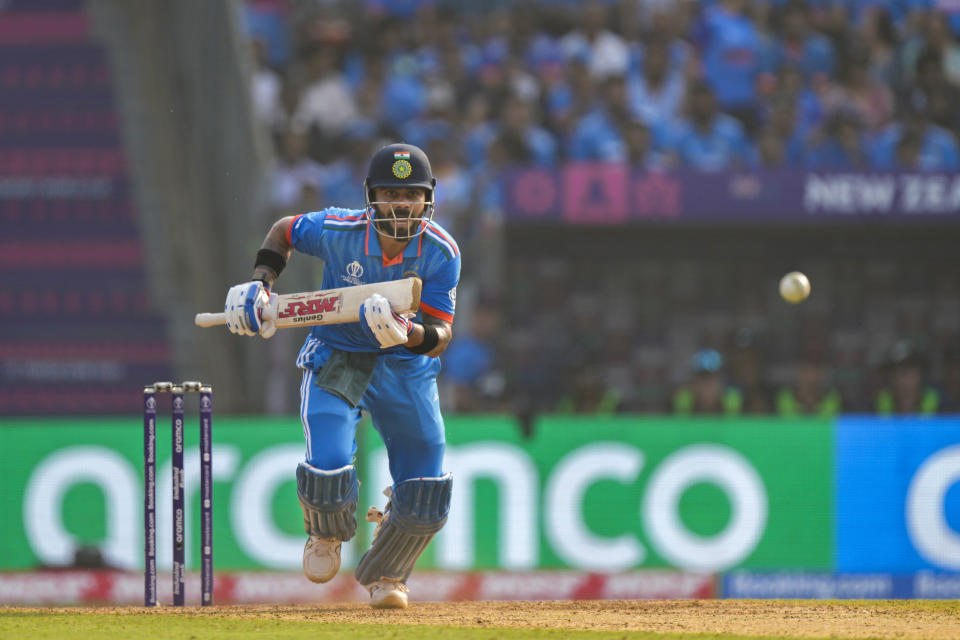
[287,208,460,369]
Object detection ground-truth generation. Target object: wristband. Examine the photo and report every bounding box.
[255,248,287,276]
[406,324,440,355]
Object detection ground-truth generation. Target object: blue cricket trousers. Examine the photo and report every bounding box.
[299,350,445,482]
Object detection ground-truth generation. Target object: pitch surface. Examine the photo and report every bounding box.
[3,600,959,639]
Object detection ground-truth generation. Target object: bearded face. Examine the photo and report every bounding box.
[370,187,429,240]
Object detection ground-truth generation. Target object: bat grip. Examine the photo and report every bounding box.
[194,305,276,328]
[195,313,226,328]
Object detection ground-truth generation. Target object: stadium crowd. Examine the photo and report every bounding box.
[245,0,960,420]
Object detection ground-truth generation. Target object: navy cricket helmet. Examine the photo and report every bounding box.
[363,143,437,239]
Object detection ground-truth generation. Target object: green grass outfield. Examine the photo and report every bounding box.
[0,612,816,640]
[2,600,959,640]
[0,614,770,640]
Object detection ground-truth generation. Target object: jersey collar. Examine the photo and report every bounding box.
[365,220,423,266]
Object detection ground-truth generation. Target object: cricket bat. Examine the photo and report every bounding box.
[195,277,422,330]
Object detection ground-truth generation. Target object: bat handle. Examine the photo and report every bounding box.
[194,305,275,328]
[195,312,226,328]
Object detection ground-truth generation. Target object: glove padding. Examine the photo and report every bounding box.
[359,293,413,349]
[224,281,278,339]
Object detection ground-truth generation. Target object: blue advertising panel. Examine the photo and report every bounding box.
[723,571,960,599]
[836,417,960,572]
[723,572,909,599]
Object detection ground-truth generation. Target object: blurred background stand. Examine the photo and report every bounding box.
[87,0,274,411]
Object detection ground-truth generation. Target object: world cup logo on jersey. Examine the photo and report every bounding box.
[342,260,365,285]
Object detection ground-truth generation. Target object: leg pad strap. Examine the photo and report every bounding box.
[354,473,452,585]
[297,463,358,541]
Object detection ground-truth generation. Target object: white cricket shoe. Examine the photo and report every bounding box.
[368,579,409,609]
[302,536,341,583]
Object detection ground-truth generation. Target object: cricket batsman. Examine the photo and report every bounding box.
[221,142,459,609]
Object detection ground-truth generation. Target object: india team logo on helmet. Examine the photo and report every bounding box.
[392,159,412,179]
[363,143,437,239]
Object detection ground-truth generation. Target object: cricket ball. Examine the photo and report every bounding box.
[779,271,811,304]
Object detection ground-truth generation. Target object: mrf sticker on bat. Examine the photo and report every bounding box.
[278,292,344,324]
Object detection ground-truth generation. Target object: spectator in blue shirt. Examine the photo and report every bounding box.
[774,64,824,135]
[462,94,498,167]
[485,96,559,167]
[426,140,475,235]
[546,55,595,138]
[697,0,764,132]
[379,64,428,131]
[624,119,665,169]
[760,93,810,166]
[770,1,836,78]
[567,74,635,161]
[666,80,757,171]
[440,294,507,413]
[804,109,870,169]
[870,99,960,170]
[400,85,456,150]
[316,130,375,209]
[245,1,291,68]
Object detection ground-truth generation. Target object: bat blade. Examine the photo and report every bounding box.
[195,277,422,330]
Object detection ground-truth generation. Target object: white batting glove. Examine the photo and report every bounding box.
[224,281,276,339]
[259,291,278,339]
[359,293,413,349]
